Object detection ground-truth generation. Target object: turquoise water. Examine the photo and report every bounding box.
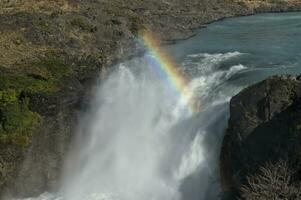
[169,12,301,85]
[165,12,301,200]
[20,12,301,200]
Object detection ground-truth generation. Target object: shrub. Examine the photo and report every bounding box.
[71,16,96,32]
[240,160,301,200]
[0,89,40,147]
[128,15,145,35]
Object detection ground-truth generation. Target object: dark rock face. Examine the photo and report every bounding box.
[220,75,301,199]
[0,0,301,198]
[0,76,84,199]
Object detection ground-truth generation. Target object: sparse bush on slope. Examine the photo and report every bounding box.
[241,160,301,200]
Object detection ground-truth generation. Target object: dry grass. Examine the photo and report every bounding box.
[241,0,301,8]
[0,0,77,14]
[0,31,50,67]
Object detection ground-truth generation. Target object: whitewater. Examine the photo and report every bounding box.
[18,51,245,200]
[17,12,301,200]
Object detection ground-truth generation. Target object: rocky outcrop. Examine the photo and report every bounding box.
[220,75,301,199]
[0,0,301,198]
[0,69,84,198]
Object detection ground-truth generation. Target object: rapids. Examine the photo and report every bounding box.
[19,12,301,200]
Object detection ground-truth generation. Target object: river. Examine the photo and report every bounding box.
[20,12,301,200]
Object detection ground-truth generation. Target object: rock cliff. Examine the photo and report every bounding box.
[0,0,301,198]
[220,75,301,199]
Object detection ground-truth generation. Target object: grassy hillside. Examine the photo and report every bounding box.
[0,0,300,198]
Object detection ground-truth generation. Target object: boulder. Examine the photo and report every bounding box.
[220,75,301,199]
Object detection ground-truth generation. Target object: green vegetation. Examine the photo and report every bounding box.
[71,16,96,32]
[0,75,58,94]
[35,18,53,33]
[33,57,72,78]
[128,15,145,35]
[0,57,72,147]
[270,0,285,3]
[0,89,40,147]
[0,57,72,93]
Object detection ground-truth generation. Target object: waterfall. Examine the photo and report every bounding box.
[60,58,199,200]
[19,51,246,200]
[16,12,301,200]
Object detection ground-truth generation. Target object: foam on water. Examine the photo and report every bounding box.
[15,11,301,200]
[18,52,246,200]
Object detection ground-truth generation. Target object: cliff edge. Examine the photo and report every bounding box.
[1,0,301,198]
[220,75,301,199]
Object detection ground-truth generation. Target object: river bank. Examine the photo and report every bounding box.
[1,0,301,198]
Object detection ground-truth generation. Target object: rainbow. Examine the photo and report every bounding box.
[139,30,198,115]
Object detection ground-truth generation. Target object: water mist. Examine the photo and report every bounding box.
[20,51,246,200]
[59,56,202,200]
